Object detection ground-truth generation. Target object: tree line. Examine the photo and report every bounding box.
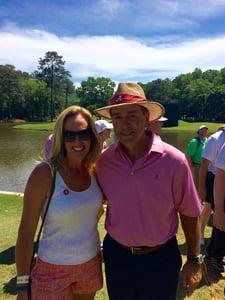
[0,51,225,122]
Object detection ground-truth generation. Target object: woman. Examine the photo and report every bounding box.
[15,105,103,300]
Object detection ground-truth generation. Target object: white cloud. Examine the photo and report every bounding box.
[1,26,225,84]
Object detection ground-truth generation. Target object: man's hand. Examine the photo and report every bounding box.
[181,260,202,297]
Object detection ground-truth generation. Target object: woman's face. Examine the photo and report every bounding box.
[63,114,92,162]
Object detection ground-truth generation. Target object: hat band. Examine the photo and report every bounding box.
[110,94,147,105]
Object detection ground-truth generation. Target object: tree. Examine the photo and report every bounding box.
[0,64,29,119]
[184,78,213,121]
[144,78,175,103]
[2,61,225,122]
[206,85,225,122]
[76,77,116,112]
[173,73,193,119]
[63,79,75,108]
[22,79,49,120]
[202,69,220,83]
[34,51,73,121]
[192,67,203,80]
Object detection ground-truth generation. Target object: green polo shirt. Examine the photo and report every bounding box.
[186,136,207,164]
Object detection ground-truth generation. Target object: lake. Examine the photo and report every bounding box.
[0,124,50,193]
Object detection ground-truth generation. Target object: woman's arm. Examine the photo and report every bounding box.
[15,163,53,298]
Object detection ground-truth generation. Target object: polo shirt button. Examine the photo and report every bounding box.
[130,172,134,175]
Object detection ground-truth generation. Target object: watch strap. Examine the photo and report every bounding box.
[187,254,203,264]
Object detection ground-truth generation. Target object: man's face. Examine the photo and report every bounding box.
[198,128,208,138]
[148,120,163,135]
[110,104,149,146]
[100,129,111,142]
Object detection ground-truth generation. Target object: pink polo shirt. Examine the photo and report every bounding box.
[96,133,201,247]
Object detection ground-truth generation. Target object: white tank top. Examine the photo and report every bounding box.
[38,169,103,265]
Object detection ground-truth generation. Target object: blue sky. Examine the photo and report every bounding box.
[1,0,225,86]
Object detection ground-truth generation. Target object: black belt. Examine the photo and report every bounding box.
[119,237,173,255]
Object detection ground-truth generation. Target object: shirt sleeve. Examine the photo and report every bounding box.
[173,158,201,217]
[201,135,218,162]
[215,143,225,171]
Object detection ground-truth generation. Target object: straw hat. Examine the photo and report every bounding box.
[94,82,165,121]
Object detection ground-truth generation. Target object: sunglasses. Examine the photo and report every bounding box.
[63,128,92,142]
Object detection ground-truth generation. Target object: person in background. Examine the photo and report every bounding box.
[186,125,208,187]
[198,125,225,247]
[198,126,225,272]
[95,119,113,149]
[211,142,225,267]
[94,82,202,300]
[95,119,114,249]
[15,105,103,300]
[213,142,225,232]
[44,133,54,159]
[148,116,168,138]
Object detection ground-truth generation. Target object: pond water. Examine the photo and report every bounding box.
[0,124,50,193]
[0,123,197,193]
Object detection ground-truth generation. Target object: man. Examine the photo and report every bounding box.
[148,116,168,137]
[213,141,225,269]
[214,143,225,233]
[186,125,208,187]
[94,82,202,300]
[198,127,225,272]
[198,126,225,246]
[95,119,113,149]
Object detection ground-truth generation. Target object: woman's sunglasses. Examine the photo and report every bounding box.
[63,128,92,142]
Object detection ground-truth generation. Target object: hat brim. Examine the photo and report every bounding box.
[158,117,168,121]
[106,124,113,129]
[197,126,208,133]
[94,102,165,122]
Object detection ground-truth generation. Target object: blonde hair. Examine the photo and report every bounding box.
[49,105,101,173]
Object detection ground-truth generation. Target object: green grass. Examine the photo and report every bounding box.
[0,194,224,299]
[164,120,224,133]
[13,119,225,133]
[0,194,22,299]
[13,122,55,131]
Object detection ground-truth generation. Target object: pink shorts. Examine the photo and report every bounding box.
[31,252,103,300]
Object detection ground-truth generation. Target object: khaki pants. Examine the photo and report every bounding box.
[192,164,200,188]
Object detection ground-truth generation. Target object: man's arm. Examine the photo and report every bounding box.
[180,213,202,297]
[186,155,194,172]
[198,158,210,202]
[185,139,197,171]
[180,213,201,256]
[213,167,225,230]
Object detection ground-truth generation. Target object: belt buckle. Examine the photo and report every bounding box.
[131,247,143,254]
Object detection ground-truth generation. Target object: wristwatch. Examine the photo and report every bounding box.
[187,254,204,265]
